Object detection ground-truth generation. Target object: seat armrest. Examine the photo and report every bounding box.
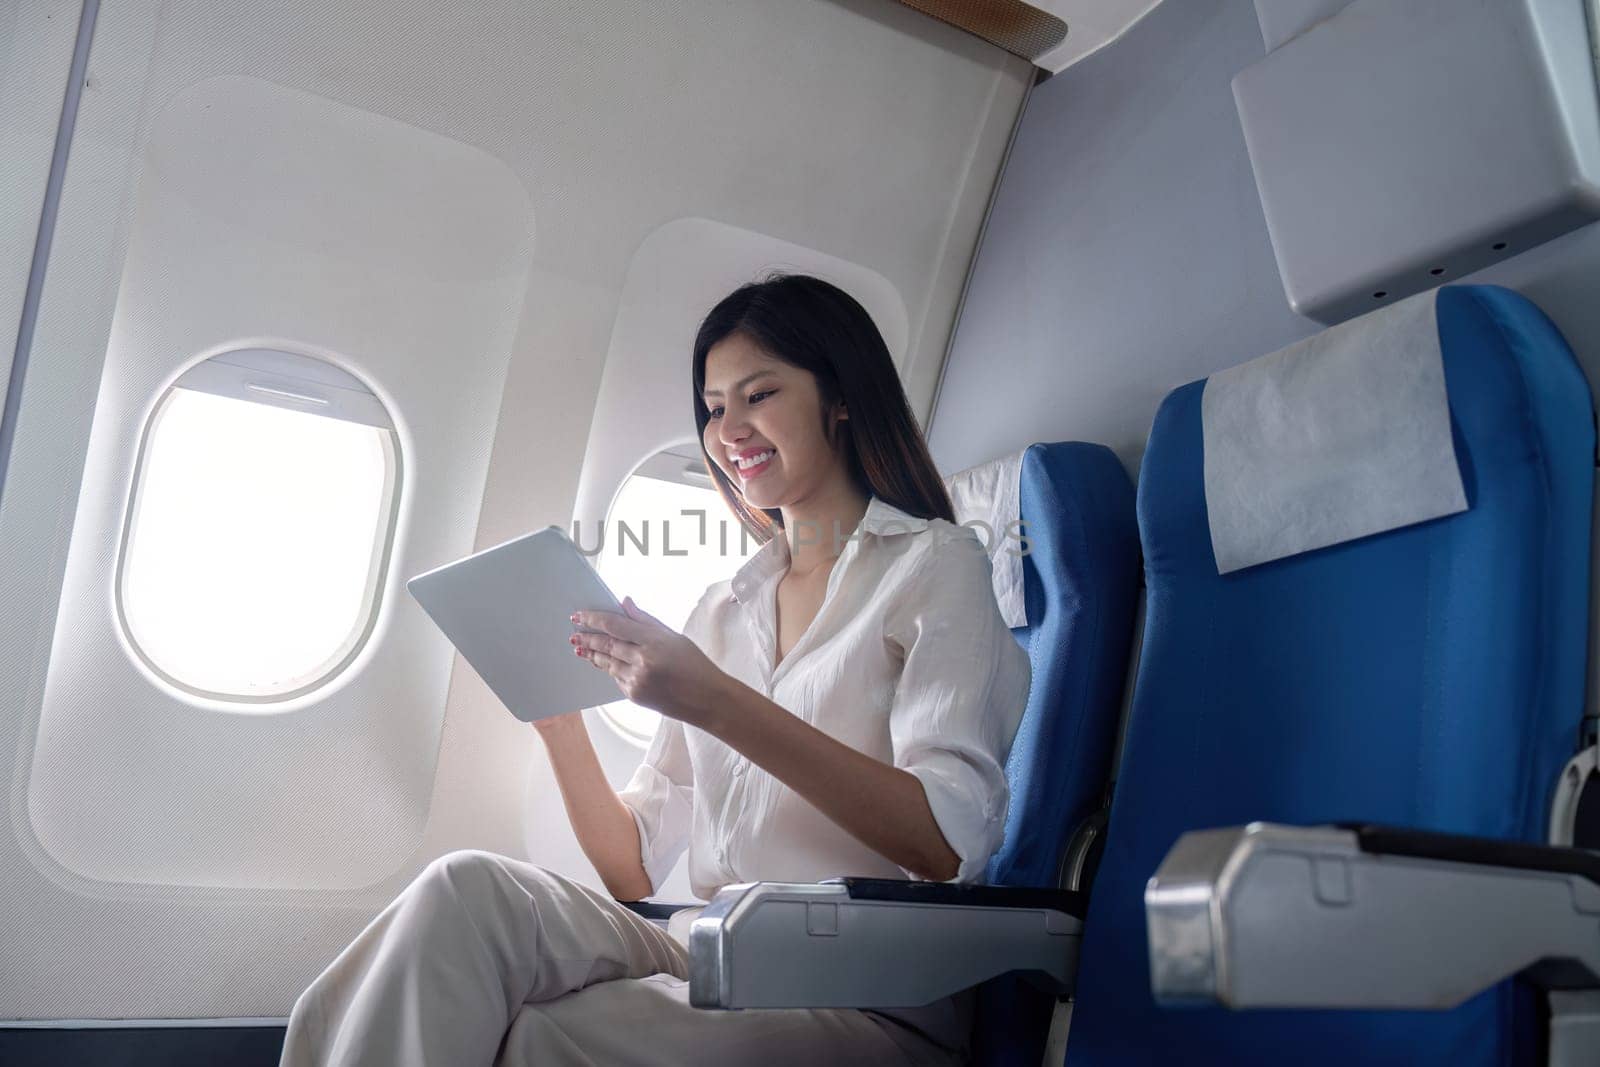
[689,880,1083,1010]
[1145,823,1600,1010]
[830,877,1086,916]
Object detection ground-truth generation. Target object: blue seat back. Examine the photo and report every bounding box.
[972,441,1142,1066]
[988,442,1141,886]
[1067,286,1594,1065]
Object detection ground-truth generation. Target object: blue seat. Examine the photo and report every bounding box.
[1066,286,1595,1064]
[972,442,1141,1066]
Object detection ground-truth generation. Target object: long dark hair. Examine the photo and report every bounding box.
[691,273,955,544]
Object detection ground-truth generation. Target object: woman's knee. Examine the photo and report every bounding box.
[406,850,504,916]
[420,848,502,883]
[409,849,562,917]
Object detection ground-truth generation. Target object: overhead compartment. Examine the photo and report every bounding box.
[1233,0,1600,323]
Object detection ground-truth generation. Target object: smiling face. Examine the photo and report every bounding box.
[700,332,850,513]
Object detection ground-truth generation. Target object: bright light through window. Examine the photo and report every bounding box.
[593,450,760,745]
[119,362,399,703]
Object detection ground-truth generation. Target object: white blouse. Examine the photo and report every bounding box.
[618,494,1032,901]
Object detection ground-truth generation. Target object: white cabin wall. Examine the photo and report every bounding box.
[928,0,1600,479]
[0,0,1029,1020]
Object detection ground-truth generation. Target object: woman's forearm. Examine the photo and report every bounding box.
[690,676,961,882]
[535,717,654,900]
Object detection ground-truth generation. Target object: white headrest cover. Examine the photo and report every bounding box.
[1201,289,1467,574]
[944,449,1028,627]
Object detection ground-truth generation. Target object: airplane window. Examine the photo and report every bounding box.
[117,349,400,703]
[592,444,759,745]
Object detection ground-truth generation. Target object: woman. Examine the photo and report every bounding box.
[280,274,1031,1066]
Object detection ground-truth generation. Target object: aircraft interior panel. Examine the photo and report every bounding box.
[27,71,535,892]
[0,0,1031,1029]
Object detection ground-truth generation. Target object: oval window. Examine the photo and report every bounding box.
[592,444,760,745]
[117,349,401,703]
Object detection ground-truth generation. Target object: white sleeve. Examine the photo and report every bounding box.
[885,532,1032,883]
[616,717,695,894]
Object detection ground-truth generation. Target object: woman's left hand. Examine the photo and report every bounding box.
[570,598,729,727]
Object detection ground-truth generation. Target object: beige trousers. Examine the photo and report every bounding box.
[279,850,967,1066]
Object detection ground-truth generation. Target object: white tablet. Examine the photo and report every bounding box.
[407,526,626,723]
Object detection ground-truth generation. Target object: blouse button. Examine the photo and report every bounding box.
[732,760,746,777]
